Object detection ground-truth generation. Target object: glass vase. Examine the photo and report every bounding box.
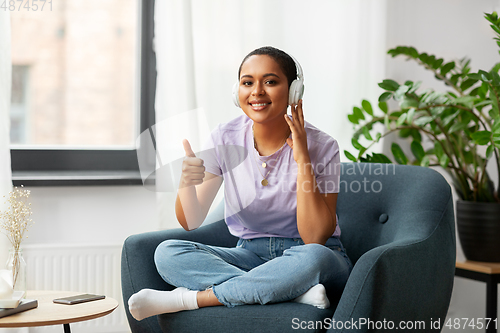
[6,248,27,296]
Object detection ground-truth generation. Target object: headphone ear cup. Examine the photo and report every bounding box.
[232,82,240,108]
[288,79,305,105]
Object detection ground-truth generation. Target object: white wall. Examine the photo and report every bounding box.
[23,185,157,246]
[385,0,499,331]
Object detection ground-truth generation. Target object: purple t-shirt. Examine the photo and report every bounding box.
[202,115,341,239]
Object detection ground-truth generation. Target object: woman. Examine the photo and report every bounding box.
[128,46,352,320]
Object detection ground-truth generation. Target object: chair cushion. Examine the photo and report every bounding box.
[158,302,335,333]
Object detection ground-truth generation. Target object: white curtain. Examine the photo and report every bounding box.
[154,0,388,229]
[0,11,13,265]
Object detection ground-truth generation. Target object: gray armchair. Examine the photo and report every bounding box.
[121,163,456,332]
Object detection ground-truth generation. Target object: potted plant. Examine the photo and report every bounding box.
[345,12,500,262]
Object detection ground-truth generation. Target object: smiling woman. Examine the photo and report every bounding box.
[127,46,351,323]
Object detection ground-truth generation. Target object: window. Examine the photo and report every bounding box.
[10,0,156,186]
[10,65,29,144]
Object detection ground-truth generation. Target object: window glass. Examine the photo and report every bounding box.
[10,0,139,147]
[11,65,29,144]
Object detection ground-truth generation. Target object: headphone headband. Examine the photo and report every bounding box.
[289,54,304,80]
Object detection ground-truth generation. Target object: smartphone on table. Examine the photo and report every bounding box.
[53,294,105,305]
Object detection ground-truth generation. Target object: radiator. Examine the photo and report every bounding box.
[21,244,130,333]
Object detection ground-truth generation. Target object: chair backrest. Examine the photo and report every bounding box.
[336,163,452,264]
[203,163,453,265]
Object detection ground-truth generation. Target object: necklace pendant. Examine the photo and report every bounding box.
[261,179,269,186]
[262,162,267,168]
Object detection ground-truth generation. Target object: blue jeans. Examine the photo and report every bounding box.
[154,237,353,307]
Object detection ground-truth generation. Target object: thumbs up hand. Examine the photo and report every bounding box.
[180,139,205,188]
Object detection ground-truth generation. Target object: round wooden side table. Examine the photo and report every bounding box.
[0,290,119,332]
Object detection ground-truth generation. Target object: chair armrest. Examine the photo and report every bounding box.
[331,200,455,332]
[121,219,237,333]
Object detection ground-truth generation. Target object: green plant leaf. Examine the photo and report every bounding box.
[371,153,393,163]
[489,106,500,120]
[375,132,382,142]
[413,116,434,126]
[408,81,422,93]
[439,154,449,168]
[471,130,492,145]
[408,47,419,58]
[463,150,474,164]
[434,141,444,160]
[394,85,411,100]
[396,113,407,127]
[351,138,365,151]
[347,113,359,125]
[454,96,476,109]
[467,73,482,80]
[479,70,491,81]
[410,129,422,142]
[487,144,495,159]
[490,94,500,116]
[378,101,389,113]
[407,108,416,123]
[420,155,430,167]
[400,97,419,109]
[440,61,455,75]
[418,52,429,64]
[448,122,467,133]
[449,74,460,86]
[490,62,500,74]
[433,58,444,70]
[429,106,446,117]
[362,126,373,140]
[474,100,492,108]
[460,78,478,91]
[399,128,412,138]
[378,79,400,92]
[478,82,489,98]
[427,55,436,67]
[492,119,500,134]
[411,140,425,162]
[353,107,365,121]
[491,71,500,86]
[361,100,373,116]
[470,86,480,96]
[384,113,390,129]
[442,110,460,127]
[391,143,408,164]
[378,92,392,103]
[344,150,357,162]
[493,133,500,145]
[491,24,500,35]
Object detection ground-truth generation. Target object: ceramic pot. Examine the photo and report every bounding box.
[456,200,500,262]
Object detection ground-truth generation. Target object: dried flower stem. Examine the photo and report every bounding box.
[0,186,33,288]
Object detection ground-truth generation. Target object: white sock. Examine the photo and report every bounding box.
[128,287,199,321]
[293,284,330,309]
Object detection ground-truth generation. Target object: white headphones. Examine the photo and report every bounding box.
[232,54,305,108]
